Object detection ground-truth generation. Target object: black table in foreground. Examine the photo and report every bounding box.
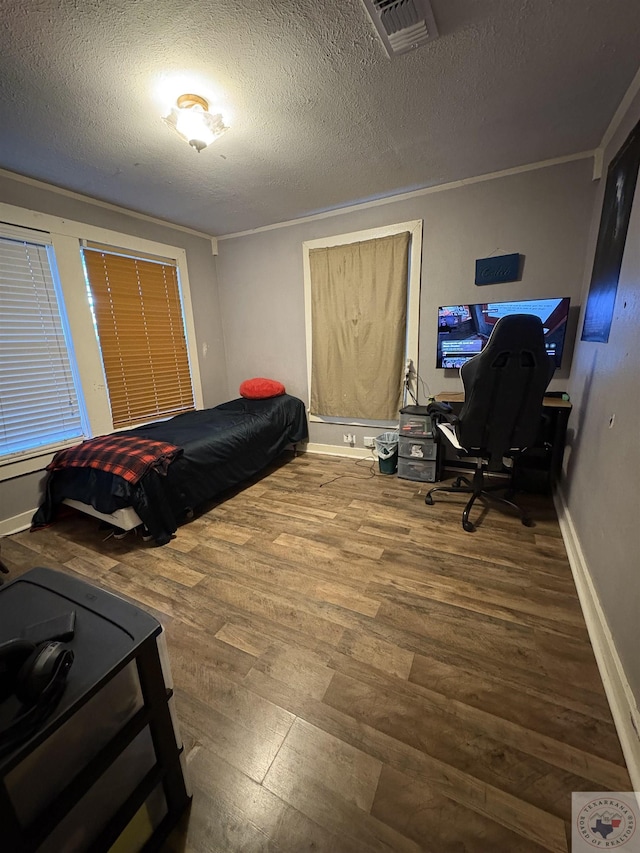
[0,567,190,853]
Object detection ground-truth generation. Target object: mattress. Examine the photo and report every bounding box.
[33,394,308,544]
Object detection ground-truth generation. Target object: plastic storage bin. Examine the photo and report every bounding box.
[398,405,440,481]
[398,458,438,482]
[399,405,433,438]
[398,437,438,461]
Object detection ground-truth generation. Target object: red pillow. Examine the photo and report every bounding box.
[239,378,286,399]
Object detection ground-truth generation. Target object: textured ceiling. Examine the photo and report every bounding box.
[1,0,639,236]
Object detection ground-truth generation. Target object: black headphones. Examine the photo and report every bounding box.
[0,639,74,758]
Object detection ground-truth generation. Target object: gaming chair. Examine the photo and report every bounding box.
[425,314,554,531]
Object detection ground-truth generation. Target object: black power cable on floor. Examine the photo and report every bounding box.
[318,455,378,488]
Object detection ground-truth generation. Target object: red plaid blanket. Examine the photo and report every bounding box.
[48,435,183,484]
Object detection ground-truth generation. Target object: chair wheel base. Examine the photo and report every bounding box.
[424,472,533,533]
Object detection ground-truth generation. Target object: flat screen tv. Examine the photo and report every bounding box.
[436,297,570,369]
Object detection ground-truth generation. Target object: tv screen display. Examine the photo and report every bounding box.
[436,297,570,369]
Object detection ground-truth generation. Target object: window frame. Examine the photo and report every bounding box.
[302,219,422,426]
[0,202,203,482]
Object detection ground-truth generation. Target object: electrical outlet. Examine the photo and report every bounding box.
[364,436,376,448]
[343,433,355,444]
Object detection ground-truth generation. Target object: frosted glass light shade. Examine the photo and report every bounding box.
[163,94,229,152]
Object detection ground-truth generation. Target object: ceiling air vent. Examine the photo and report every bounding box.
[362,0,438,57]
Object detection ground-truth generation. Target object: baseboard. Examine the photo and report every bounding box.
[303,442,374,460]
[0,509,36,537]
[554,487,640,792]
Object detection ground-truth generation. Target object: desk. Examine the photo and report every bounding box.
[435,392,572,492]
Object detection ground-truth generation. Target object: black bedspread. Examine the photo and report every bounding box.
[33,394,308,545]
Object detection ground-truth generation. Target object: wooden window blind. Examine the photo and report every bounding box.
[82,247,195,428]
[0,228,85,459]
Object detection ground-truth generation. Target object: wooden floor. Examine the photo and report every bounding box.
[2,453,631,852]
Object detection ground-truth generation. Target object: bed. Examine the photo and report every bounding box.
[32,394,308,545]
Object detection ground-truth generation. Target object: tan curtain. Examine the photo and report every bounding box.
[83,248,195,428]
[309,231,410,420]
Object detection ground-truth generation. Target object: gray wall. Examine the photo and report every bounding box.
[565,92,640,699]
[0,173,228,526]
[216,158,596,447]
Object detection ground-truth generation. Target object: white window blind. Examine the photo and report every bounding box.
[0,227,85,460]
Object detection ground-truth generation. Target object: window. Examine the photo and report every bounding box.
[303,220,422,424]
[82,244,195,428]
[0,201,203,482]
[0,224,87,461]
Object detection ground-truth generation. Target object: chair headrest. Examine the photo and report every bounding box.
[481,314,546,355]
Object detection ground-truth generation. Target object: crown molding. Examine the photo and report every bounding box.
[0,167,216,241]
[218,150,595,241]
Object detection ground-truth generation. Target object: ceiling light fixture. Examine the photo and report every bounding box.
[163,93,229,153]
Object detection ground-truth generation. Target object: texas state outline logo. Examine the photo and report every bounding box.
[572,793,638,850]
